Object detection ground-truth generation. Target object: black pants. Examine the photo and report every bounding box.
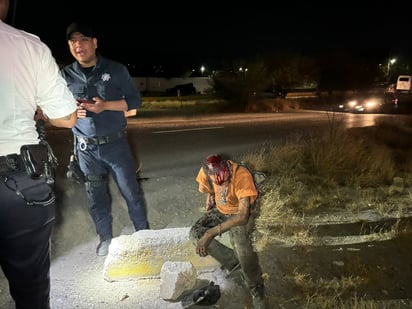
[0,170,55,309]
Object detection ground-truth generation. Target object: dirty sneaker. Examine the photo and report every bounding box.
[96,238,111,256]
[250,284,268,309]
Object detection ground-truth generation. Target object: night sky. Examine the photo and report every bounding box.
[6,1,412,73]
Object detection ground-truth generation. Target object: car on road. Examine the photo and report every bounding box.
[338,92,398,113]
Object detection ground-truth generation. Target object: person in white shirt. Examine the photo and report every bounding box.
[0,0,77,308]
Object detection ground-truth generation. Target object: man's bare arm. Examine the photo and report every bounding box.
[207,197,250,237]
[48,111,77,128]
[196,197,251,257]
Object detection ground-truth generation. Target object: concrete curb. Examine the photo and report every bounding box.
[103,227,220,281]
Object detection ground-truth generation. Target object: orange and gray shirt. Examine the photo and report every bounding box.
[196,160,258,215]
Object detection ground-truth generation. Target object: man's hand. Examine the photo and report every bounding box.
[79,97,106,114]
[34,107,48,122]
[206,193,215,211]
[196,231,214,257]
[76,104,87,118]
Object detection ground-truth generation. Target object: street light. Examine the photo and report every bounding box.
[387,58,396,81]
[200,65,205,76]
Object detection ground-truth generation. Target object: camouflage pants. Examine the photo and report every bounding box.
[189,208,264,289]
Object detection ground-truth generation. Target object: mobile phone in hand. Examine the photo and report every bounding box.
[77,98,94,104]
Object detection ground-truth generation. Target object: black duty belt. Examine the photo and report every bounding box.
[76,130,125,149]
[0,154,24,175]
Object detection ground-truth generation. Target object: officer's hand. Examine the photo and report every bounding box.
[34,107,48,122]
[81,97,105,114]
[76,105,87,118]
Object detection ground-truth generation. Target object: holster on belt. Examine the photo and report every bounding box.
[20,143,49,178]
[20,141,57,183]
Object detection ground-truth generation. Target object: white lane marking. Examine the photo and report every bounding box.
[153,126,224,134]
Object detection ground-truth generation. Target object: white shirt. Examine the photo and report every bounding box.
[0,20,77,156]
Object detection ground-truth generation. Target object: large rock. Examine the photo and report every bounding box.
[103,227,220,281]
[159,261,197,301]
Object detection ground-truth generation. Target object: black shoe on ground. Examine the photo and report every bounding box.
[96,239,111,256]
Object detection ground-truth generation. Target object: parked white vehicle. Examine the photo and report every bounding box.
[396,75,412,93]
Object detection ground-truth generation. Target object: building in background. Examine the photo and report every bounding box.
[133,77,213,95]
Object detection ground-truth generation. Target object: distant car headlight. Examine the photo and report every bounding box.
[364,99,378,108]
[348,100,357,107]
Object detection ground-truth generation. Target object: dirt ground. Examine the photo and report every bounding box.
[2,114,412,308]
[0,130,259,309]
[258,219,412,308]
[2,166,412,309]
[0,170,254,309]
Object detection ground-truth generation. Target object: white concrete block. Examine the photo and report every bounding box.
[159,261,197,300]
[103,227,220,281]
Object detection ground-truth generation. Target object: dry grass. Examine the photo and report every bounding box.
[292,270,364,308]
[140,96,225,114]
[251,114,412,223]
[241,114,412,308]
